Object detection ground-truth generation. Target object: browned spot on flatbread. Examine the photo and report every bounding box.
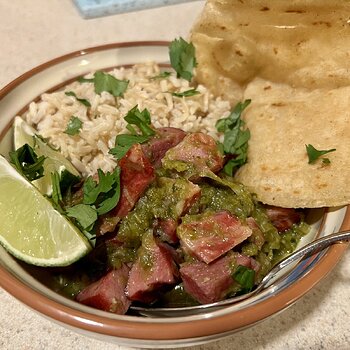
[271,102,286,107]
[285,9,305,14]
[312,21,332,27]
[297,40,307,46]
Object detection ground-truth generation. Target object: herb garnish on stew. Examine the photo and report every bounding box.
[216,99,251,176]
[109,106,155,160]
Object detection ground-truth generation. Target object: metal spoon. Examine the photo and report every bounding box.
[131,230,350,317]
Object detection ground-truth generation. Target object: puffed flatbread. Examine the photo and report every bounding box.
[235,79,350,208]
[191,0,350,102]
[191,0,350,208]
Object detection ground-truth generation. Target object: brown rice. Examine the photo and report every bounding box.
[23,62,231,176]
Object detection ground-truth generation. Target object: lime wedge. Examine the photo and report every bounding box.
[0,155,92,266]
[13,117,80,196]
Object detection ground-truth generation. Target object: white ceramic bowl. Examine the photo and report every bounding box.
[0,42,349,348]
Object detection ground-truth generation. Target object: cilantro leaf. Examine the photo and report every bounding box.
[66,204,98,230]
[9,144,46,181]
[306,144,336,164]
[169,37,197,81]
[115,134,150,147]
[172,89,200,97]
[59,169,81,194]
[109,134,150,160]
[94,71,129,97]
[124,106,155,137]
[96,169,121,215]
[150,71,171,80]
[216,99,251,175]
[65,91,91,107]
[78,71,129,97]
[83,169,115,205]
[216,99,251,133]
[233,265,255,292]
[64,116,83,136]
[83,167,121,215]
[50,170,81,213]
[109,106,155,161]
[108,145,130,160]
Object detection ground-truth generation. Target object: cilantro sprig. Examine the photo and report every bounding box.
[109,134,150,159]
[65,91,91,107]
[306,144,336,164]
[109,106,155,160]
[50,169,81,213]
[124,106,155,136]
[78,71,129,97]
[82,167,121,215]
[64,116,82,136]
[216,99,251,176]
[50,167,120,240]
[169,37,197,82]
[50,167,120,244]
[9,144,46,181]
[66,204,98,231]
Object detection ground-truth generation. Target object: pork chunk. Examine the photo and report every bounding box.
[142,127,186,167]
[126,230,178,303]
[162,132,224,178]
[178,211,252,264]
[265,206,301,232]
[76,265,131,314]
[99,144,155,234]
[180,253,259,304]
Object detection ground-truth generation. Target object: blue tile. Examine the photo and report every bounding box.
[73,0,194,18]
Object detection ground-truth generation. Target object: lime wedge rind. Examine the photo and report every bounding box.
[0,234,90,267]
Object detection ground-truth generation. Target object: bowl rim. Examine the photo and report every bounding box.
[0,41,349,342]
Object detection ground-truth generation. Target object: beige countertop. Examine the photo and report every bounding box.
[0,1,349,349]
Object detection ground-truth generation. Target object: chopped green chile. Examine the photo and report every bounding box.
[233,265,255,292]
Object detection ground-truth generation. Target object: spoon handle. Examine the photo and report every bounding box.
[259,230,350,290]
